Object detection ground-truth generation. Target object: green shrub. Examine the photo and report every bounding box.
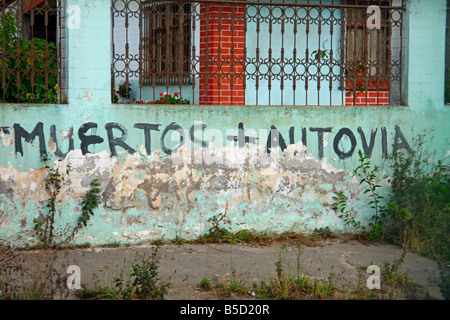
[0,13,58,103]
[114,247,168,300]
[383,136,449,261]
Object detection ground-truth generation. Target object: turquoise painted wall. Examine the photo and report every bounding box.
[0,0,448,246]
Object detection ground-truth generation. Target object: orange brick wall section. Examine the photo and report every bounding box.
[345,90,390,106]
[199,2,246,105]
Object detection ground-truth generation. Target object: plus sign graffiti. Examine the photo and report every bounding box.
[1,121,412,164]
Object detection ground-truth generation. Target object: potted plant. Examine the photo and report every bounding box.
[117,82,132,102]
[153,92,190,104]
[346,60,367,77]
[355,61,367,76]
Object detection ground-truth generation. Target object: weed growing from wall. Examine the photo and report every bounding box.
[335,138,449,251]
[334,133,449,299]
[34,155,69,248]
[332,192,366,234]
[332,150,385,237]
[353,149,385,239]
[198,206,232,243]
[34,154,101,248]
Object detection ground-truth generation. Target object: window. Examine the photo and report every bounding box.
[344,0,391,90]
[0,0,62,104]
[142,1,191,85]
[112,0,405,106]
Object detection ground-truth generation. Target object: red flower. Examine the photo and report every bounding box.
[160,93,163,96]
[161,98,164,102]
[140,99,144,103]
[150,101,153,104]
[132,98,136,101]
[174,92,178,96]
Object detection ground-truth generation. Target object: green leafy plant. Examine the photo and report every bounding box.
[381,257,416,299]
[311,40,329,62]
[348,133,448,298]
[333,150,385,238]
[79,248,169,300]
[311,226,335,239]
[198,277,213,290]
[198,208,233,243]
[79,287,119,300]
[353,149,384,239]
[34,155,69,248]
[346,60,368,77]
[117,81,132,99]
[355,61,367,76]
[345,60,368,105]
[382,135,449,261]
[439,266,450,300]
[34,155,100,248]
[220,276,246,295]
[230,229,259,243]
[312,49,329,62]
[332,191,366,233]
[256,253,337,300]
[173,233,185,245]
[61,179,101,245]
[0,12,58,103]
[79,179,101,227]
[114,247,168,300]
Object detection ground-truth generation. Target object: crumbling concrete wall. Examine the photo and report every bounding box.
[0,105,443,246]
[0,0,448,246]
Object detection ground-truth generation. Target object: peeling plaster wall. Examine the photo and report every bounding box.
[0,140,374,245]
[0,105,447,246]
[0,0,449,246]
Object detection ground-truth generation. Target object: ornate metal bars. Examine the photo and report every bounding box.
[0,0,63,104]
[112,0,405,106]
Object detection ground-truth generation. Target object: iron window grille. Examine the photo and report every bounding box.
[112,0,405,106]
[0,0,64,104]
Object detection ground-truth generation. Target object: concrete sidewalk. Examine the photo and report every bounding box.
[4,239,445,300]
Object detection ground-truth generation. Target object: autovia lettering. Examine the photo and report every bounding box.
[1,122,411,161]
